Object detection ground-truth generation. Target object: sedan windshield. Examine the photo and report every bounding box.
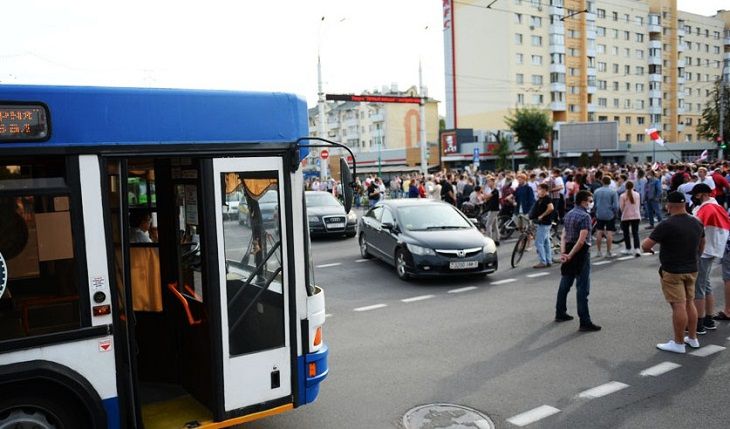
[306,193,341,207]
[397,205,472,231]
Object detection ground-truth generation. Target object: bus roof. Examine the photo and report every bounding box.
[0,85,309,152]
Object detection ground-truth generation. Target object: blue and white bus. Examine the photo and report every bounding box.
[0,85,349,428]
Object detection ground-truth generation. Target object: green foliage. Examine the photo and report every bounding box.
[504,107,552,168]
[591,149,602,166]
[439,118,446,131]
[697,80,730,145]
[578,152,590,167]
[494,136,512,170]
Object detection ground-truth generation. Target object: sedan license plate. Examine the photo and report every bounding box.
[449,261,478,270]
[327,223,345,228]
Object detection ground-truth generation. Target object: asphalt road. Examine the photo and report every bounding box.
[246,225,730,429]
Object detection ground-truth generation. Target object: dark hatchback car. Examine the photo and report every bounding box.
[306,191,357,238]
[358,200,498,280]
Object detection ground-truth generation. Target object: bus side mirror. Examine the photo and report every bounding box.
[340,158,354,214]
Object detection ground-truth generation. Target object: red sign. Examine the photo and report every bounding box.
[99,339,112,352]
[320,149,329,160]
[326,94,422,104]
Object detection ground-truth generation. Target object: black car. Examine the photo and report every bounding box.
[358,200,498,280]
[306,191,357,238]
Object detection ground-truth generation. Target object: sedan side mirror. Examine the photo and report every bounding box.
[381,222,394,231]
[340,158,354,214]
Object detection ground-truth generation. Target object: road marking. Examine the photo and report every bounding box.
[401,295,435,303]
[526,272,550,278]
[491,278,517,285]
[592,260,612,266]
[640,362,681,377]
[643,252,656,256]
[354,304,387,312]
[617,256,634,261]
[690,344,726,357]
[506,405,560,427]
[325,313,333,318]
[316,262,341,268]
[355,259,371,263]
[578,381,629,399]
[448,286,478,294]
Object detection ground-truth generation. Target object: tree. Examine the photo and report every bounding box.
[439,118,446,131]
[697,80,730,148]
[578,152,590,168]
[494,135,512,170]
[504,107,552,167]
[591,149,602,166]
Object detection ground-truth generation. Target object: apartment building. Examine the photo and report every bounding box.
[443,0,730,149]
[308,85,439,152]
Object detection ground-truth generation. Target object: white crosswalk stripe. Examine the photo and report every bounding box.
[401,295,435,303]
[640,362,681,377]
[690,344,726,357]
[491,278,517,285]
[506,405,560,427]
[448,286,478,294]
[578,381,629,399]
[353,304,387,312]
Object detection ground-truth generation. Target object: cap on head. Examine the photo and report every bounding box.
[689,183,712,195]
[666,191,686,204]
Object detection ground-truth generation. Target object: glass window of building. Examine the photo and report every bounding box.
[531,35,542,46]
[514,13,523,24]
[516,73,524,84]
[515,33,523,45]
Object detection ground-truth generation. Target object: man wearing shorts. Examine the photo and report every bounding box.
[642,192,705,354]
[593,176,619,258]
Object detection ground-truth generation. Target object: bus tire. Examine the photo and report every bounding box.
[0,382,87,429]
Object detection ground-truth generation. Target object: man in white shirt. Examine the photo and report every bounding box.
[697,167,716,192]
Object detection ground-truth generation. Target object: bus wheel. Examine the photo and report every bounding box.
[0,390,84,429]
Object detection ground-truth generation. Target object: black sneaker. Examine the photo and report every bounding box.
[579,323,602,332]
[704,316,717,330]
[696,322,707,335]
[555,314,574,322]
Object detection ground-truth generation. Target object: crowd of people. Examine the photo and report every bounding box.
[306,160,730,351]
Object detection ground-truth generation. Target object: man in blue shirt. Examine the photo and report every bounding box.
[514,173,535,215]
[593,176,619,257]
[555,190,601,332]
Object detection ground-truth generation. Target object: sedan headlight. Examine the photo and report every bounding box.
[406,243,436,256]
[308,216,321,224]
[483,239,497,254]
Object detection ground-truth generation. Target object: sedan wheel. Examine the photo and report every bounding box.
[395,249,410,281]
[359,235,372,259]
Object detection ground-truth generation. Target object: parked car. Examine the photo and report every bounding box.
[305,191,357,238]
[358,200,498,280]
[238,189,278,227]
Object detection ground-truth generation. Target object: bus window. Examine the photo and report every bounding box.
[0,158,82,340]
[221,172,284,356]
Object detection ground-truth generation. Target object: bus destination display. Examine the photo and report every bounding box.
[0,105,49,141]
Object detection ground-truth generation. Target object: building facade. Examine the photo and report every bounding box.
[308,85,439,153]
[443,0,730,149]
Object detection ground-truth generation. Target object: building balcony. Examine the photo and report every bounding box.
[549,23,565,35]
[678,123,686,132]
[677,59,686,68]
[369,113,384,122]
[677,76,685,84]
[586,67,597,76]
[649,74,662,82]
[677,42,686,52]
[677,28,686,37]
[586,48,596,58]
[648,56,662,65]
[550,101,566,111]
[587,85,597,94]
[549,44,566,54]
[587,104,597,113]
[649,89,662,98]
[649,40,662,50]
[549,6,563,16]
[549,63,566,73]
[724,31,730,46]
[649,105,662,115]
[550,82,566,92]
[648,23,661,33]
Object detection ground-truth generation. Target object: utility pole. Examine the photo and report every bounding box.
[720,59,728,161]
[317,53,328,179]
[419,60,428,176]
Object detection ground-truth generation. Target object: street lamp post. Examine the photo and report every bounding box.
[720,59,728,160]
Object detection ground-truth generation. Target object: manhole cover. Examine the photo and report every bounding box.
[403,403,495,429]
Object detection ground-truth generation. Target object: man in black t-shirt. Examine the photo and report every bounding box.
[440,174,456,206]
[642,191,705,354]
[531,183,555,268]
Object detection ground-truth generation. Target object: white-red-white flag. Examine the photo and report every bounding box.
[696,149,708,162]
[645,128,664,146]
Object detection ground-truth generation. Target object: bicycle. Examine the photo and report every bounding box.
[509,215,535,268]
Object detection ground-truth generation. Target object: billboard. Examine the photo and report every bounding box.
[557,122,619,153]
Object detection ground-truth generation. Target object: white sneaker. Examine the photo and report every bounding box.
[657,340,686,354]
[634,248,641,257]
[684,336,700,349]
[596,250,603,258]
[620,249,631,255]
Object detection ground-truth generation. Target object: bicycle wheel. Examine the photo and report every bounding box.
[511,233,529,268]
[612,229,625,244]
[499,217,515,240]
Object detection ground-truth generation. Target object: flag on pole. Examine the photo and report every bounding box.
[696,149,708,163]
[651,162,659,171]
[645,128,664,146]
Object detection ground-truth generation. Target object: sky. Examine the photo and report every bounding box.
[1,0,727,115]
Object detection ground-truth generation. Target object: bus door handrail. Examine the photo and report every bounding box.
[167,283,203,326]
[230,266,283,333]
[228,240,281,311]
